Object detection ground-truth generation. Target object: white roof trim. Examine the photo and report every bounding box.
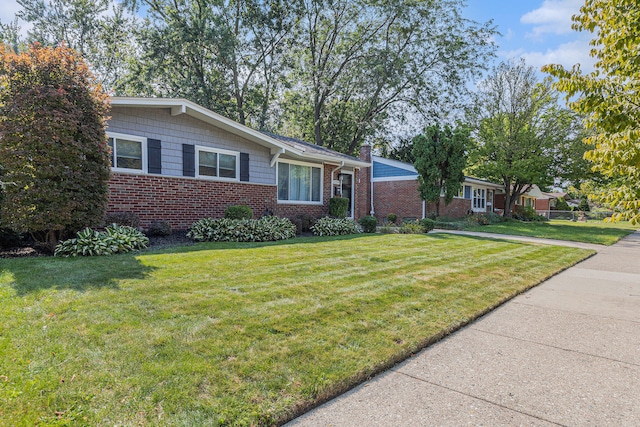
[109,97,370,168]
[372,155,418,173]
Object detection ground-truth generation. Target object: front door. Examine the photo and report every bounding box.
[338,172,354,218]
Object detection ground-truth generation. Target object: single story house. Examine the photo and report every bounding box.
[106,97,370,229]
[356,147,504,221]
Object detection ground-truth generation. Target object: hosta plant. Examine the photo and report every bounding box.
[311,217,362,236]
[54,224,149,257]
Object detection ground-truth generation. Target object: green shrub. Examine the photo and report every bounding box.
[104,212,140,228]
[224,205,253,220]
[420,218,435,232]
[433,220,463,230]
[359,216,378,233]
[513,206,547,222]
[187,216,296,242]
[399,221,425,234]
[292,214,316,234]
[386,213,398,224]
[55,224,149,257]
[147,220,172,236]
[378,225,399,234]
[554,197,570,211]
[578,196,590,212]
[328,197,349,218]
[311,217,361,236]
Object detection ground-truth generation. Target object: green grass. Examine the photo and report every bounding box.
[0,234,592,426]
[464,219,639,245]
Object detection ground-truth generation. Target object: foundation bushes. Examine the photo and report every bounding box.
[224,205,253,220]
[187,216,296,242]
[55,224,149,257]
[311,217,361,236]
[146,220,172,236]
[328,197,349,218]
[399,221,425,234]
[359,216,378,233]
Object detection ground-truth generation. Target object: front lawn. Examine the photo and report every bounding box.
[464,219,638,245]
[0,234,592,426]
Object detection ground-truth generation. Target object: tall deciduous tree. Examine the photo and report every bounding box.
[543,0,640,224]
[283,0,496,155]
[469,59,570,218]
[124,0,298,128]
[412,124,468,217]
[0,43,111,251]
[4,0,137,90]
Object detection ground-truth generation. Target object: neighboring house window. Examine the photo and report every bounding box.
[457,185,472,199]
[277,161,322,203]
[473,188,486,210]
[196,146,239,180]
[107,133,147,172]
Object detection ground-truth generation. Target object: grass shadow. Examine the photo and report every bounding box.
[1,252,156,295]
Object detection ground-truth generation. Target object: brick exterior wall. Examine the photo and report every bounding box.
[107,166,355,229]
[108,173,277,230]
[372,180,423,222]
[426,198,472,219]
[371,179,476,223]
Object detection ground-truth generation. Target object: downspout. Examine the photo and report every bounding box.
[422,200,426,219]
[370,162,375,216]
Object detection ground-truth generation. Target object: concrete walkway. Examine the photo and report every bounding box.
[287,231,640,426]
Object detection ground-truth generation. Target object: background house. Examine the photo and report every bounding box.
[106,98,370,229]
[358,146,503,221]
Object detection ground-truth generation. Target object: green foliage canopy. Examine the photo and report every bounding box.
[543,0,640,224]
[0,43,111,251]
[412,123,468,217]
[469,59,575,218]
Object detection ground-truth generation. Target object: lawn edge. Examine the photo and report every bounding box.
[278,249,597,425]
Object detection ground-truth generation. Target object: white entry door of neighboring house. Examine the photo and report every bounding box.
[472,188,486,212]
[336,172,354,218]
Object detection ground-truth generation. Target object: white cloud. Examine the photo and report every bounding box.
[521,0,583,39]
[504,38,596,74]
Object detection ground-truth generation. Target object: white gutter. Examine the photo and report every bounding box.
[422,200,426,219]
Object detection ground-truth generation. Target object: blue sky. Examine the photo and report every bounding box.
[2,0,593,73]
[464,0,594,73]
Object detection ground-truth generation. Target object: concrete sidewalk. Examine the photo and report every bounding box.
[287,231,640,426]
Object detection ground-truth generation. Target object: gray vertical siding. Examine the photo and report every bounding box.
[107,107,275,185]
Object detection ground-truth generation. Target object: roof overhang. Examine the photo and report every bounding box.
[109,97,370,168]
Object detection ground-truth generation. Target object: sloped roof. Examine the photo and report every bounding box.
[110,97,370,168]
[262,132,369,167]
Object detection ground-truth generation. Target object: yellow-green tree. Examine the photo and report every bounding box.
[543,0,640,224]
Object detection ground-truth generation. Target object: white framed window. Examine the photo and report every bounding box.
[457,185,472,199]
[277,160,323,204]
[196,146,239,180]
[107,132,147,172]
[473,188,486,210]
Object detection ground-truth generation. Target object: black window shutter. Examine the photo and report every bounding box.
[148,139,162,174]
[183,144,195,177]
[240,152,250,182]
